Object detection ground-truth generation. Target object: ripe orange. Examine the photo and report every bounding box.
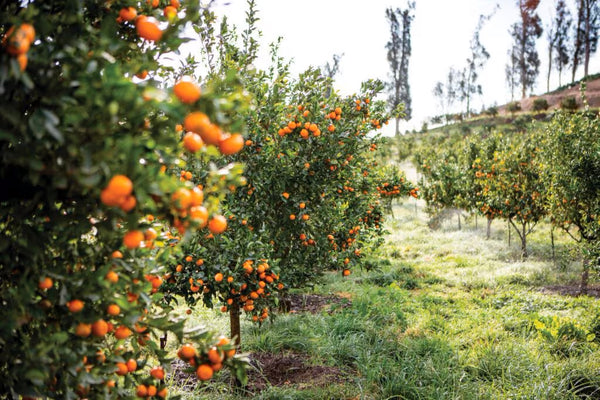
[190,206,209,227]
[116,362,129,376]
[92,319,109,337]
[199,123,222,146]
[136,384,148,397]
[144,228,158,241]
[136,16,162,42]
[342,269,351,276]
[105,270,119,283]
[282,192,290,199]
[214,272,223,282]
[163,5,178,19]
[289,214,296,220]
[67,299,85,313]
[171,0,181,8]
[150,365,165,380]
[190,186,204,206]
[112,250,123,259]
[135,70,149,79]
[3,25,32,56]
[119,7,137,21]
[106,175,133,197]
[327,124,335,132]
[208,215,227,234]
[171,187,192,210]
[179,344,196,360]
[123,230,144,249]
[183,111,210,133]
[196,364,213,381]
[173,77,201,103]
[38,277,53,290]
[107,304,120,316]
[16,53,27,71]
[114,325,132,340]
[147,385,157,396]
[157,387,168,398]
[126,358,137,372]
[207,347,222,364]
[120,195,136,212]
[183,132,203,152]
[218,133,245,155]
[75,322,92,337]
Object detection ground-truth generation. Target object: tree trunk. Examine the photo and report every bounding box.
[457,210,461,230]
[550,225,556,265]
[230,300,241,348]
[580,258,590,295]
[584,0,591,77]
[486,217,492,239]
[520,222,528,259]
[395,117,400,136]
[475,213,478,229]
[160,332,168,350]
[547,43,553,93]
[508,219,511,246]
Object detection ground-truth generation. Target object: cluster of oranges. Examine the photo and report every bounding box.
[101,175,136,212]
[2,22,35,71]
[173,78,245,156]
[177,336,235,381]
[116,0,182,43]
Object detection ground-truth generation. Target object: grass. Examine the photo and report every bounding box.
[171,199,600,399]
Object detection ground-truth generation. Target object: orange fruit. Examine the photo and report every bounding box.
[111,250,123,259]
[135,69,149,79]
[147,385,157,396]
[196,364,213,381]
[150,366,165,380]
[199,123,222,146]
[190,186,204,206]
[164,5,178,19]
[120,195,136,212]
[106,175,133,197]
[105,270,119,283]
[342,269,351,276]
[171,187,192,210]
[289,214,296,220]
[179,344,196,360]
[67,299,84,313]
[107,304,120,316]
[207,347,222,364]
[183,111,210,133]
[75,322,92,337]
[114,325,132,340]
[116,362,129,376]
[119,7,137,21]
[136,16,162,42]
[157,387,168,398]
[92,319,109,337]
[173,77,201,103]
[183,132,204,152]
[147,0,159,7]
[123,230,144,249]
[218,133,244,155]
[190,206,208,226]
[208,215,227,234]
[214,272,223,282]
[126,358,137,372]
[327,124,335,132]
[171,0,181,8]
[144,228,158,241]
[136,384,148,397]
[38,277,53,290]
[3,25,31,56]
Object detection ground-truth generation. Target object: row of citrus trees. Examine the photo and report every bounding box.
[416,108,600,286]
[0,1,409,398]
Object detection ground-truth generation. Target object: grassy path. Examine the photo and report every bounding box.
[175,201,600,399]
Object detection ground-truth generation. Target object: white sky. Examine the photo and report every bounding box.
[206,0,600,135]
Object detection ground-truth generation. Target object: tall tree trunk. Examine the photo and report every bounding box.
[580,258,590,295]
[547,43,553,93]
[584,0,591,77]
[508,219,511,246]
[230,300,241,348]
[475,213,478,229]
[550,225,556,265]
[395,116,400,136]
[486,217,493,239]
[558,65,563,87]
[520,222,528,259]
[457,210,461,230]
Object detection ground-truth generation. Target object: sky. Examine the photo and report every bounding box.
[207,0,600,135]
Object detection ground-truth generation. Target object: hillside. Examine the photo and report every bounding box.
[497,74,600,115]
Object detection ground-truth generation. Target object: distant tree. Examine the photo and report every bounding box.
[433,67,460,116]
[506,46,519,100]
[386,2,414,134]
[461,9,496,117]
[572,0,599,81]
[322,53,344,98]
[508,0,543,99]
[553,0,572,87]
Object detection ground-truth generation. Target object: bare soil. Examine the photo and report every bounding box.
[540,284,600,298]
[284,292,352,314]
[498,77,600,114]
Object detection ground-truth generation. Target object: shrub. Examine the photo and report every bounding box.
[507,101,521,114]
[532,98,549,111]
[560,96,578,111]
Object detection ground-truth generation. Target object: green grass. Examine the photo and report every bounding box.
[172,200,600,399]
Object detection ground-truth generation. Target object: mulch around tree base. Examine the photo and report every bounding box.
[245,352,349,392]
[284,293,352,314]
[540,284,600,298]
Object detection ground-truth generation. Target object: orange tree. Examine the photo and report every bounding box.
[373,165,418,216]
[485,133,546,259]
[0,1,249,398]
[161,3,397,347]
[540,108,600,290]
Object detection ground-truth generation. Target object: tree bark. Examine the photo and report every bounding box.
[457,210,461,230]
[520,222,528,259]
[486,217,492,239]
[230,300,241,348]
[550,225,556,265]
[160,332,168,350]
[580,258,589,295]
